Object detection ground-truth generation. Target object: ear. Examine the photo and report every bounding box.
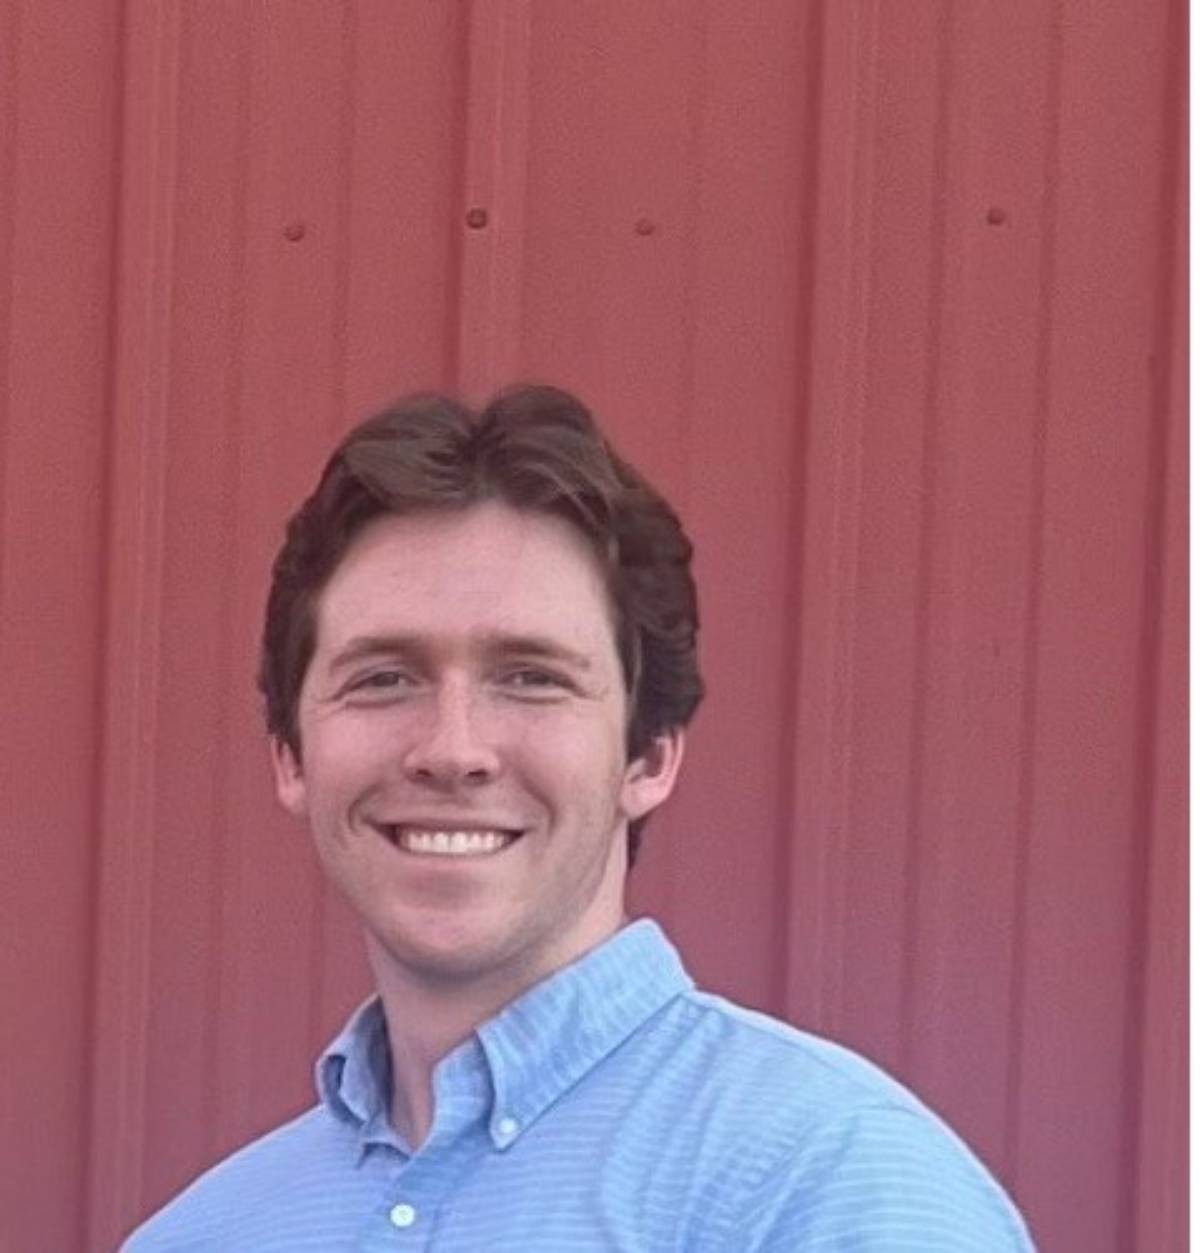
[269,737,309,818]
[620,728,686,823]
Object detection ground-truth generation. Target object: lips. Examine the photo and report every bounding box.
[372,822,524,857]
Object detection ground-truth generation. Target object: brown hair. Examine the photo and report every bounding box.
[259,384,703,863]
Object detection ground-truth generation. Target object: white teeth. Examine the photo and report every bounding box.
[395,828,515,856]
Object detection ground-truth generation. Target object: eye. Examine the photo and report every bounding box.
[496,666,571,696]
[343,668,417,699]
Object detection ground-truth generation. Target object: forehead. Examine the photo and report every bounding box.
[312,501,618,656]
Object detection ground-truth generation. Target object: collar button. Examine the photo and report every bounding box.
[389,1202,417,1229]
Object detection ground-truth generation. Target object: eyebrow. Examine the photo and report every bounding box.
[326,632,595,675]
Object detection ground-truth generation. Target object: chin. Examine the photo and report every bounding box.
[374,914,532,985]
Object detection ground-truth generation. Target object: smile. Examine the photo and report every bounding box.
[376,825,522,857]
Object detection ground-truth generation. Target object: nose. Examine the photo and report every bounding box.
[401,680,501,787]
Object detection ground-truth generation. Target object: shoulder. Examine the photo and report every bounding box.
[652,991,1036,1251]
[662,989,936,1118]
[119,1105,351,1251]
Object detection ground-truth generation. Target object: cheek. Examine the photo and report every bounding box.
[299,721,391,802]
[510,707,625,773]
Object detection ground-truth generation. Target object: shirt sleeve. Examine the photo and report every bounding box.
[725,1102,1037,1252]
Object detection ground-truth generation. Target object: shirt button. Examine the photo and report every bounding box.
[389,1202,418,1229]
[496,1116,520,1141]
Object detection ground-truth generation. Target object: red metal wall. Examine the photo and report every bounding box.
[0,3,1185,1250]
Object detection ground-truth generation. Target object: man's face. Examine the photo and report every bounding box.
[271,500,682,989]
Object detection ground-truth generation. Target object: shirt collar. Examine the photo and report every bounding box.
[477,919,693,1146]
[315,919,693,1150]
[316,996,392,1133]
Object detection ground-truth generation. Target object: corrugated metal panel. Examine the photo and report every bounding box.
[0,4,121,1252]
[0,3,1184,1250]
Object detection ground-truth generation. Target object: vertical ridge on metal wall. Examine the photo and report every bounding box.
[197,0,253,1177]
[0,1,19,588]
[86,2,182,1247]
[1124,0,1188,1245]
[3,2,121,1249]
[203,0,252,1164]
[770,0,826,1018]
[784,0,879,1036]
[1004,0,1064,1193]
[456,0,532,403]
[897,0,956,1078]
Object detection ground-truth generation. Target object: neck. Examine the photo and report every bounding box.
[367,919,627,1149]
[368,954,520,1148]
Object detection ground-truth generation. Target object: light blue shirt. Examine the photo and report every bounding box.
[123,920,1035,1250]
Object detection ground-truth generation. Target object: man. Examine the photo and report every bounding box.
[124,385,1034,1250]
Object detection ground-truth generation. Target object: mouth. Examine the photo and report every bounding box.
[372,823,524,858]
